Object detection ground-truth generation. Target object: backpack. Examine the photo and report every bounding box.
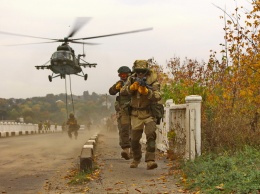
[150,103,164,125]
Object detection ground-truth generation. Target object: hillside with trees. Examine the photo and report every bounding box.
[0,91,115,126]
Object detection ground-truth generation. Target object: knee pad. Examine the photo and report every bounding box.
[146,140,156,152]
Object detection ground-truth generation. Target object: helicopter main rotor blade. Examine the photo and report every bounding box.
[70,40,99,45]
[0,30,58,41]
[2,40,59,46]
[67,17,92,38]
[72,27,153,41]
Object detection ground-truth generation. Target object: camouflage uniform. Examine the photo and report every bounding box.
[66,113,79,139]
[38,121,43,131]
[109,66,132,160]
[120,60,161,170]
[62,122,67,133]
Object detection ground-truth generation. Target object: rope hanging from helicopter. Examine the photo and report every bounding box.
[69,75,75,113]
[64,75,75,119]
[64,43,85,118]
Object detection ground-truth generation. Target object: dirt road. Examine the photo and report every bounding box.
[0,129,98,194]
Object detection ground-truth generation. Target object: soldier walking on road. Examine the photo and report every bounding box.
[62,122,67,133]
[109,66,132,160]
[38,121,43,132]
[44,121,48,131]
[47,120,51,131]
[120,60,161,170]
[66,113,80,139]
[87,120,92,130]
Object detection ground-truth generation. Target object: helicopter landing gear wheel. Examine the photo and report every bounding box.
[48,75,52,82]
[84,74,88,81]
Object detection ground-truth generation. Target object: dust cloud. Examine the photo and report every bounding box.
[0,126,104,193]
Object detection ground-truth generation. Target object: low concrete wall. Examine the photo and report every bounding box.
[80,134,99,172]
[0,122,62,138]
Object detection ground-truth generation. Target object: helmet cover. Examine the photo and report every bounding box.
[133,60,148,71]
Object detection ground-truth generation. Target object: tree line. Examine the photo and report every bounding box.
[0,91,115,126]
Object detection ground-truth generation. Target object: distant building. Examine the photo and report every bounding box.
[102,101,111,109]
[17,117,24,123]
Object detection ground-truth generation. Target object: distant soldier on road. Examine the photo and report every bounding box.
[46,120,51,131]
[66,113,80,139]
[61,122,67,133]
[87,120,92,130]
[38,121,43,132]
[44,121,48,131]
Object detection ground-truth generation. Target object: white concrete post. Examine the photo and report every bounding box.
[185,95,202,160]
[165,99,174,149]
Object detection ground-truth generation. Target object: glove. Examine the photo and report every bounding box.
[115,82,122,90]
[138,86,149,95]
[129,82,139,91]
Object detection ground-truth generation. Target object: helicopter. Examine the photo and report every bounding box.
[0,17,153,82]
[35,42,95,82]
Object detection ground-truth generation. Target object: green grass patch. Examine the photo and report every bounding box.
[180,146,260,193]
[67,163,100,185]
[68,170,92,185]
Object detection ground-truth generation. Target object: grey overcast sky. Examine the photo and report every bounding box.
[0,0,249,99]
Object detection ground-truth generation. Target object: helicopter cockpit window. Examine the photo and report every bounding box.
[52,51,72,60]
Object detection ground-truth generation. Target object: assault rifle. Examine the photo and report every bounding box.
[134,77,152,89]
[117,79,126,88]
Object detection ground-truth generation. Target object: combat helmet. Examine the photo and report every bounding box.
[69,113,74,118]
[132,60,149,73]
[117,66,131,74]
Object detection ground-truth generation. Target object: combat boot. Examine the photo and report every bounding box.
[147,161,158,170]
[121,148,130,160]
[130,160,140,168]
